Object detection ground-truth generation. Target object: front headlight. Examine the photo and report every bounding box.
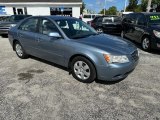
[10,24,16,27]
[153,30,160,38]
[103,54,129,63]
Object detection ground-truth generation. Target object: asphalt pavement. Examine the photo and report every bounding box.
[0,36,160,120]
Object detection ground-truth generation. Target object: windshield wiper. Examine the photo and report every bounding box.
[72,33,98,39]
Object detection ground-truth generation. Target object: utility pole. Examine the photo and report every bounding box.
[104,0,106,15]
[147,0,152,12]
[124,0,127,12]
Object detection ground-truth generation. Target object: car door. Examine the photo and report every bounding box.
[122,15,132,39]
[132,14,147,43]
[36,18,65,66]
[126,14,138,40]
[17,18,39,56]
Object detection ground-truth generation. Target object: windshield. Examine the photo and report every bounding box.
[56,19,97,39]
[0,16,10,22]
[148,14,160,25]
[8,15,31,22]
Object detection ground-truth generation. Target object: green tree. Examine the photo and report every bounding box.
[81,2,86,14]
[99,6,117,15]
[141,0,160,12]
[107,6,117,15]
[126,0,139,12]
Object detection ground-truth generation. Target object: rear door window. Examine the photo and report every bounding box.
[128,14,137,24]
[137,15,146,26]
[83,15,91,19]
[19,18,38,33]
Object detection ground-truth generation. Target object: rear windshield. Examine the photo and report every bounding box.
[103,17,113,22]
[83,15,91,18]
[148,14,160,24]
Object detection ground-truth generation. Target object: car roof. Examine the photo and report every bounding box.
[128,12,160,16]
[31,15,77,20]
[101,15,119,17]
[11,15,31,16]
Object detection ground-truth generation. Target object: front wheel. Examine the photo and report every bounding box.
[141,37,151,51]
[71,56,96,83]
[14,41,28,59]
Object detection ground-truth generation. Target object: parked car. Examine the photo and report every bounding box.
[121,12,160,51]
[90,15,122,35]
[0,15,31,37]
[8,16,139,83]
[0,15,10,22]
[82,14,102,23]
[122,12,133,18]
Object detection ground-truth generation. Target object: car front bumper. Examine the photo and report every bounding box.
[97,59,139,81]
[151,36,160,50]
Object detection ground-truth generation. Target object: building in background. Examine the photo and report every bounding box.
[0,0,82,18]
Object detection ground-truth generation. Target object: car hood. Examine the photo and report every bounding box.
[75,34,137,55]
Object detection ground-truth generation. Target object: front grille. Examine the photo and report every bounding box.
[131,50,139,61]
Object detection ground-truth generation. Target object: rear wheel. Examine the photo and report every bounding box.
[14,41,28,59]
[141,37,151,51]
[71,56,96,83]
[96,28,103,33]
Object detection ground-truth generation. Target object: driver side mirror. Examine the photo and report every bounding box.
[48,32,62,38]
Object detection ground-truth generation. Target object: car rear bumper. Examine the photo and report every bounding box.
[0,28,9,35]
[97,60,139,81]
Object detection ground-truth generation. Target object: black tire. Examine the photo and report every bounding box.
[141,37,151,51]
[1,34,8,38]
[96,28,103,33]
[14,41,28,59]
[71,56,96,83]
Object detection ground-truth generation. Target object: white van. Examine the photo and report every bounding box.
[82,14,102,23]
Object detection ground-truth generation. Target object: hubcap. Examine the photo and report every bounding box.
[74,61,90,80]
[142,38,150,49]
[15,44,23,57]
[97,28,103,33]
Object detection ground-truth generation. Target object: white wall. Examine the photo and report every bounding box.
[5,7,13,15]
[4,6,81,17]
[72,7,80,18]
[27,7,50,16]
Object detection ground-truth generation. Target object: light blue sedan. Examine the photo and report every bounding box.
[8,16,139,83]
